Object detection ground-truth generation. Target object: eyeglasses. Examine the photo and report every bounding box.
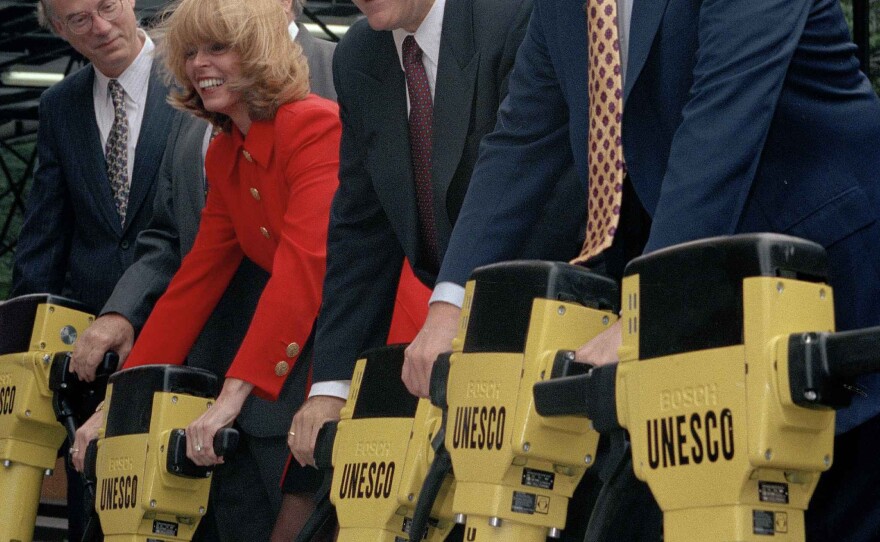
[59,0,126,35]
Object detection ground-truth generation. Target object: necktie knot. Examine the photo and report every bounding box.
[402,35,423,70]
[108,79,125,111]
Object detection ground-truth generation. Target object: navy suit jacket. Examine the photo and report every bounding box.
[311,0,586,384]
[12,63,175,312]
[440,0,880,430]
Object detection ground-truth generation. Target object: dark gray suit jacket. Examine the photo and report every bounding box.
[101,31,337,437]
[297,22,336,102]
[312,0,586,383]
[12,63,175,312]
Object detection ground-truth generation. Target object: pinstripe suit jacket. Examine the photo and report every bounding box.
[12,63,174,312]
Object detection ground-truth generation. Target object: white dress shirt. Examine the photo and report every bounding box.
[308,0,448,401]
[392,0,446,111]
[93,31,155,183]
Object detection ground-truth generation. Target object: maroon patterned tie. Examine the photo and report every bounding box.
[573,0,625,264]
[403,35,439,271]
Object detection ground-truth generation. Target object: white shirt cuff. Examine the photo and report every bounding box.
[430,281,465,308]
[308,380,351,400]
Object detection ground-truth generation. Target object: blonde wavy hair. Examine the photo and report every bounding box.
[158,0,309,131]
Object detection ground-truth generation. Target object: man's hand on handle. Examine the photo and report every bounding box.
[574,319,622,366]
[288,395,346,467]
[70,313,133,382]
[403,302,461,398]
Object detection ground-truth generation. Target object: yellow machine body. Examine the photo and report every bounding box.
[616,240,836,541]
[0,297,93,542]
[330,352,455,542]
[444,263,618,542]
[396,399,456,533]
[95,381,216,541]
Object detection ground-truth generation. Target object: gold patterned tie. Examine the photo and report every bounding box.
[573,0,625,264]
[106,79,130,226]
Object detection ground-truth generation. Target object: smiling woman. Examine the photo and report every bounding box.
[71,0,341,534]
[118,0,334,450]
[159,0,309,132]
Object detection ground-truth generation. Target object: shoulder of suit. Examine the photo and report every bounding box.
[275,96,339,126]
[468,0,533,33]
[300,31,336,69]
[309,34,337,54]
[334,18,380,60]
[169,113,209,139]
[146,62,175,97]
[41,63,94,105]
[274,96,339,136]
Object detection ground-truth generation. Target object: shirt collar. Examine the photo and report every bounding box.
[288,20,299,40]
[392,0,445,72]
[93,30,154,106]
[212,116,275,180]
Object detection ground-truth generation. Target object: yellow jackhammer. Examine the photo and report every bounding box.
[421,261,619,542]
[534,233,880,541]
[296,344,458,542]
[0,294,113,542]
[84,364,238,541]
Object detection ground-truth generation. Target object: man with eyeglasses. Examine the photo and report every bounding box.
[12,0,175,538]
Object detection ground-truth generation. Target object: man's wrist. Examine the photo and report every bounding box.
[308,380,350,400]
[430,282,465,308]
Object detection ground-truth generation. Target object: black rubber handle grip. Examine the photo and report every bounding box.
[213,427,240,458]
[294,422,338,542]
[95,351,119,380]
[823,326,880,380]
[83,439,100,483]
[166,427,240,478]
[429,352,452,409]
[533,362,620,433]
[534,373,592,417]
[313,421,338,470]
[789,326,880,409]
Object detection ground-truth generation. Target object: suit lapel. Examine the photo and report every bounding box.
[360,32,420,261]
[624,0,670,103]
[296,22,316,60]
[184,118,209,214]
[71,67,124,235]
[432,0,479,250]
[125,65,174,235]
[176,116,211,252]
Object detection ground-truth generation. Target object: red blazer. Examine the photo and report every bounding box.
[387,261,431,344]
[126,96,340,400]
